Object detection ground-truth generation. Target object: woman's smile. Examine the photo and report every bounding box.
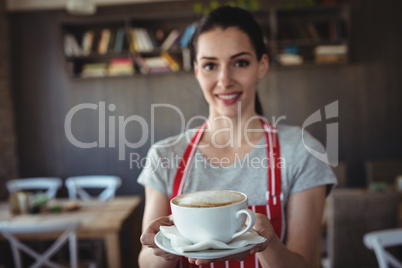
[215,92,243,105]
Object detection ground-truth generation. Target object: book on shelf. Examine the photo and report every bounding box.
[278,20,346,43]
[97,29,111,55]
[179,23,196,48]
[146,57,171,73]
[160,29,181,51]
[277,45,303,65]
[135,29,146,52]
[129,28,155,52]
[82,30,95,55]
[161,52,180,72]
[129,28,138,52]
[134,54,171,74]
[278,54,303,65]
[141,28,155,51]
[64,34,82,57]
[114,28,126,53]
[108,57,135,76]
[81,63,108,77]
[306,22,320,42]
[314,44,348,63]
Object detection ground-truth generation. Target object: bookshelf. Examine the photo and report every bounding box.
[269,4,350,67]
[61,2,351,78]
[61,14,197,78]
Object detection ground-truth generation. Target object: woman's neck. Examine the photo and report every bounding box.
[203,112,264,148]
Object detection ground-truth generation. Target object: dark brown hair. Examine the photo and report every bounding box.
[192,6,266,116]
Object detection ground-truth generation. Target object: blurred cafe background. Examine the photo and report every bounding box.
[0,0,401,267]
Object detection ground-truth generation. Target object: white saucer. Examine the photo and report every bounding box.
[154,231,255,259]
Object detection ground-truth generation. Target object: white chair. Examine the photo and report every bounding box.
[363,228,402,268]
[65,176,122,267]
[65,176,122,201]
[6,178,63,199]
[0,221,80,268]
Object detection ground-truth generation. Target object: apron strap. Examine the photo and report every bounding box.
[171,123,206,200]
[262,119,283,239]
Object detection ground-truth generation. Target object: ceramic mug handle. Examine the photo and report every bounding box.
[231,208,256,239]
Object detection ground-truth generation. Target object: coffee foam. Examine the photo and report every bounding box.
[174,190,245,208]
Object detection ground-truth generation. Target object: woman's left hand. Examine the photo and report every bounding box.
[187,213,274,265]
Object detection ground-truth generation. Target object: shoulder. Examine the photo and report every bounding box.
[276,124,313,141]
[275,123,328,175]
[147,128,198,158]
[276,124,302,140]
[276,124,324,152]
[276,124,337,195]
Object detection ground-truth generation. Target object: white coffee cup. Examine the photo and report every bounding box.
[170,190,256,244]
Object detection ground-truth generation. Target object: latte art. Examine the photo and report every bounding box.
[173,190,245,208]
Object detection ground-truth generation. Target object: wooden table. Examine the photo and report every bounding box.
[0,196,143,268]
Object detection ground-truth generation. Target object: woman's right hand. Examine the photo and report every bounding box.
[140,215,181,262]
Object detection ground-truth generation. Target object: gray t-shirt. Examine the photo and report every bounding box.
[137,124,337,238]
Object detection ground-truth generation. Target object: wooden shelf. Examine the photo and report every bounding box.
[271,3,350,67]
[61,2,351,78]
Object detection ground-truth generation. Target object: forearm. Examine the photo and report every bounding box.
[257,235,309,268]
[138,247,178,268]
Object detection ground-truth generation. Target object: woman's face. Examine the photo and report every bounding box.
[194,27,268,119]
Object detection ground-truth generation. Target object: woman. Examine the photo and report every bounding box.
[138,6,336,268]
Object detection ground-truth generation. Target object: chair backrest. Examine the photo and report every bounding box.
[6,178,63,199]
[327,189,399,268]
[363,228,402,268]
[0,220,80,268]
[65,175,122,201]
[366,159,402,185]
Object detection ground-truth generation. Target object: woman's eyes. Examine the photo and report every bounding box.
[202,59,250,71]
[202,63,216,71]
[235,59,250,67]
